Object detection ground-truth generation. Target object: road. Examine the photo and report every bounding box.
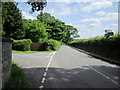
[13,45,120,88]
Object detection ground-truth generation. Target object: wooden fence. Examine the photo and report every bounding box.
[30,43,45,51]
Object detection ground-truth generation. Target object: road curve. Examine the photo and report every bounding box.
[13,45,120,88]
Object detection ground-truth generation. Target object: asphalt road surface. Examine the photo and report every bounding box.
[13,45,120,88]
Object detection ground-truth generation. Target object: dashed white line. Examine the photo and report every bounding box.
[41,77,46,84]
[39,51,56,89]
[86,64,120,86]
[39,85,44,89]
[45,68,48,72]
[44,72,47,77]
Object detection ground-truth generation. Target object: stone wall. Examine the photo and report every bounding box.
[2,38,12,88]
[0,37,2,90]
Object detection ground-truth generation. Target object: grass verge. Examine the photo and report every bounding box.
[12,50,54,53]
[4,62,30,88]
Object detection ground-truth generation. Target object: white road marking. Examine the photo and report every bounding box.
[86,64,120,86]
[46,52,56,68]
[47,52,53,57]
[39,51,56,89]
[44,72,47,77]
[39,85,44,89]
[45,68,48,72]
[41,77,46,84]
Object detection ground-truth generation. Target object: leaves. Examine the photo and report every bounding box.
[23,19,48,43]
[37,12,79,44]
[2,2,25,39]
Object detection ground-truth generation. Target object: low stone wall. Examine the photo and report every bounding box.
[2,38,12,88]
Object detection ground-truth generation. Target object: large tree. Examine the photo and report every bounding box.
[2,2,25,39]
[37,12,80,43]
[23,19,48,43]
[64,25,80,43]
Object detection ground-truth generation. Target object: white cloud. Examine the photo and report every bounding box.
[110,24,118,27]
[90,23,100,27]
[66,23,73,26]
[80,11,117,26]
[81,18,100,23]
[96,11,118,21]
[47,9,55,14]
[81,1,112,12]
[22,11,37,20]
[46,4,72,16]
[95,11,107,16]
[75,23,105,39]
[74,25,86,29]
[58,5,72,16]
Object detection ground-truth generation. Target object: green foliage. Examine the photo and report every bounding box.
[69,35,120,61]
[4,62,30,88]
[2,2,25,39]
[37,12,79,44]
[13,39,32,51]
[23,19,48,43]
[45,39,61,51]
[37,12,55,22]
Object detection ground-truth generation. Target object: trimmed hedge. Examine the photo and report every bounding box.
[12,39,32,51]
[69,35,120,62]
[45,39,61,51]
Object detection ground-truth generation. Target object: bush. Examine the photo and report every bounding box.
[69,35,120,62]
[13,39,32,51]
[45,39,61,51]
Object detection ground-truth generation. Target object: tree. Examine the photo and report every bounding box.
[37,12,80,44]
[2,2,25,39]
[27,0,47,14]
[37,12,55,22]
[23,19,48,43]
[64,25,80,43]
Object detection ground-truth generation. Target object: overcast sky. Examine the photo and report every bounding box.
[15,0,119,39]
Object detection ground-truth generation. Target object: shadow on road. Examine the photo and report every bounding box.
[23,65,120,88]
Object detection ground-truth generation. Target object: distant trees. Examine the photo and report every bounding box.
[2,2,25,39]
[37,12,80,43]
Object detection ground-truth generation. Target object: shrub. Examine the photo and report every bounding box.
[45,39,61,51]
[13,39,32,51]
[69,35,120,62]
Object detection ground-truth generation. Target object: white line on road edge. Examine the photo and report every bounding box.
[86,64,120,86]
[47,52,53,57]
[39,52,56,89]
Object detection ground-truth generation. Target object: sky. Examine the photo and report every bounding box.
[15,0,119,39]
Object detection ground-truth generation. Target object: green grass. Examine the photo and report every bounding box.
[12,50,54,53]
[4,62,30,88]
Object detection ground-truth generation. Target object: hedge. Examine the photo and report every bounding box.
[69,35,120,62]
[12,39,32,51]
[45,39,61,51]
